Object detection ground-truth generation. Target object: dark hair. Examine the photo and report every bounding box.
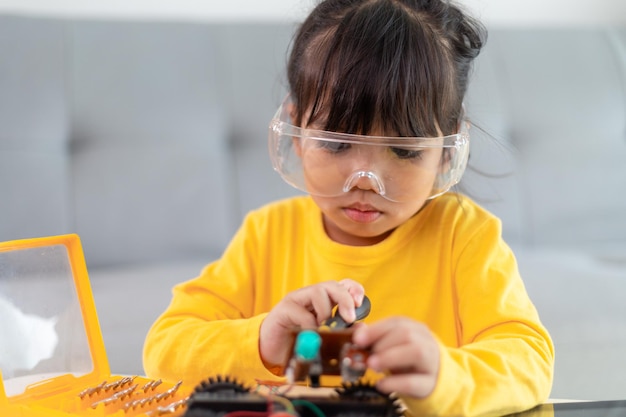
[287,0,486,137]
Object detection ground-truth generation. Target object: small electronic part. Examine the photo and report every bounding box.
[284,295,372,387]
[340,343,368,382]
[286,330,323,387]
[321,295,372,329]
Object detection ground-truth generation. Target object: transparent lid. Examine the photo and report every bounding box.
[0,234,109,398]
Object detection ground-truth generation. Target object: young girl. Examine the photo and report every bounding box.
[143,0,554,415]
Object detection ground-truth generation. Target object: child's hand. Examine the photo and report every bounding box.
[352,317,440,398]
[259,279,364,370]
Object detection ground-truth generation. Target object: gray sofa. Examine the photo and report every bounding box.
[1,15,625,401]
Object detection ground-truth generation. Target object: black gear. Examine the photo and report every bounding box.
[335,380,403,417]
[193,375,250,395]
[336,380,384,399]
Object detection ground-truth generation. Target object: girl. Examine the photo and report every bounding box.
[143,0,554,415]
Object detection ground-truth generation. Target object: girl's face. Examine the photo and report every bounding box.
[270,100,465,246]
[301,139,444,246]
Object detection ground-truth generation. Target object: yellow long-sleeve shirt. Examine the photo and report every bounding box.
[143,194,554,416]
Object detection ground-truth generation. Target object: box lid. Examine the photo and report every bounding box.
[0,234,109,400]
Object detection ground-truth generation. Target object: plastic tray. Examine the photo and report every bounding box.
[0,234,190,416]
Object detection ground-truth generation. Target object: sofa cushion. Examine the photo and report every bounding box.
[514,244,626,400]
[89,260,209,375]
[68,20,235,267]
[0,17,71,241]
[468,29,626,247]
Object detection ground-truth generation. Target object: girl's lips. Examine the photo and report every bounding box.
[343,205,382,223]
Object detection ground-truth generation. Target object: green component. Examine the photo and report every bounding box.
[295,330,322,361]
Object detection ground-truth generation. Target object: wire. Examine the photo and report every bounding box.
[290,399,327,417]
[254,380,290,395]
[274,383,295,396]
[270,395,297,415]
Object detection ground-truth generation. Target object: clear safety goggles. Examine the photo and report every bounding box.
[268,97,470,203]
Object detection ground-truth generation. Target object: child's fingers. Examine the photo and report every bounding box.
[373,320,432,352]
[281,298,323,329]
[353,316,398,347]
[307,286,336,325]
[353,318,439,368]
[322,280,362,323]
[367,338,439,375]
[338,278,365,305]
[288,285,333,324]
[354,317,424,344]
[287,280,357,325]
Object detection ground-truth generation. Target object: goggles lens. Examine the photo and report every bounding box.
[268,97,470,202]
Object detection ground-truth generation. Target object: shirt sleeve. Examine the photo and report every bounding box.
[402,216,555,417]
[142,212,283,389]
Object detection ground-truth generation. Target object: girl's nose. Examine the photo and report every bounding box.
[343,170,386,195]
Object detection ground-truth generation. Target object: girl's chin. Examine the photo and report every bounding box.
[330,222,395,246]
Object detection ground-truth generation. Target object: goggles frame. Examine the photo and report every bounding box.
[268,96,471,202]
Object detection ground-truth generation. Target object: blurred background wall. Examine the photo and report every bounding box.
[0,0,625,26]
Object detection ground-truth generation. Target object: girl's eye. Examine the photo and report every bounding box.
[318,141,351,153]
[391,147,423,159]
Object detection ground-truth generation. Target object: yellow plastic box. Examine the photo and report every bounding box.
[0,234,191,416]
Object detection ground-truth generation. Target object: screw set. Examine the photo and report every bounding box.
[76,377,187,416]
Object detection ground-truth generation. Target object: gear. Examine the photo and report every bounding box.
[192,375,250,395]
[336,380,384,400]
[335,380,403,417]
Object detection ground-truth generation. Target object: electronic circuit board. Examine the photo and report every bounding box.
[183,375,402,417]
